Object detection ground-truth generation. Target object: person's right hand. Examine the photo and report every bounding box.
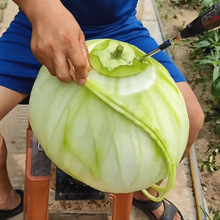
[29,1,90,84]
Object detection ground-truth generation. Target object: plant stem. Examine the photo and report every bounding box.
[111,45,124,59]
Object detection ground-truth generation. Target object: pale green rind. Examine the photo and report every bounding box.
[84,76,176,201]
[29,39,189,202]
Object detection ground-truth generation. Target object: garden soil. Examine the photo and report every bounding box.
[155,0,220,214]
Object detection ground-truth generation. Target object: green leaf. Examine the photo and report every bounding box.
[196,40,211,48]
[200,206,211,220]
[210,166,215,172]
[202,164,210,171]
[213,31,220,44]
[214,211,220,220]
[202,105,211,113]
[213,66,220,82]
[211,77,220,99]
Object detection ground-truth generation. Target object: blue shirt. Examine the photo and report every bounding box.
[61,0,138,26]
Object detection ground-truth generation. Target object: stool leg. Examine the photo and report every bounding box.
[23,127,50,220]
[110,193,133,220]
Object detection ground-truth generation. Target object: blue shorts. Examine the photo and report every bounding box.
[0,10,186,94]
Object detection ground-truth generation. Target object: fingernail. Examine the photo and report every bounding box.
[78,78,86,85]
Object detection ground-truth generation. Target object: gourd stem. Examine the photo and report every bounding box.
[111,45,124,59]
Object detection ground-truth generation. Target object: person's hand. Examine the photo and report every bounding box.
[29,2,90,84]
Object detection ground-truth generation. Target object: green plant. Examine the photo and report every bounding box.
[202,144,220,172]
[29,39,189,202]
[193,44,220,83]
[191,0,220,99]
[213,211,220,220]
[192,31,220,54]
[192,30,220,81]
[212,76,220,99]
[201,207,220,220]
[199,0,220,14]
[190,1,220,139]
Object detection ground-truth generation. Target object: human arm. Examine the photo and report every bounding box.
[13,0,90,84]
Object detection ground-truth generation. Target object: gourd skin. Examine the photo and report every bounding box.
[29,39,189,201]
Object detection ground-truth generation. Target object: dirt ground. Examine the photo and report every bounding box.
[155,0,220,215]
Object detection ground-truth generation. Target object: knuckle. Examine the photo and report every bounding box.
[57,73,71,82]
[38,40,57,54]
[63,35,73,47]
[59,29,75,47]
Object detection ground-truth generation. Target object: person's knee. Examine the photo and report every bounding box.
[181,106,204,159]
[177,82,204,136]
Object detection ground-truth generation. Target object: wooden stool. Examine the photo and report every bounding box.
[23,124,133,220]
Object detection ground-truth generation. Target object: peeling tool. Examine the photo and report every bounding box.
[140,2,220,61]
